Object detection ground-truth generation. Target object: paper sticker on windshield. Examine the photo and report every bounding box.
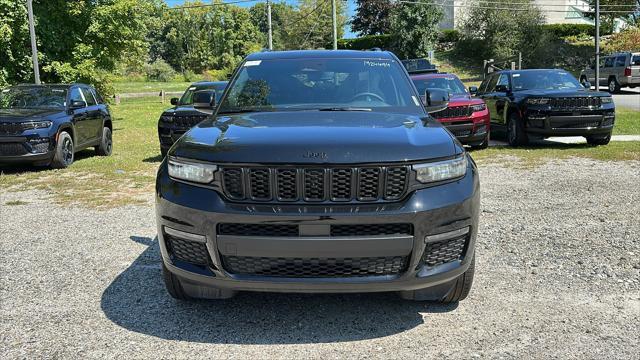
[364,60,390,68]
[244,60,262,67]
[513,73,521,77]
[412,96,420,106]
[52,89,65,93]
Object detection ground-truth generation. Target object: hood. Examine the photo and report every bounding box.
[164,106,213,116]
[171,111,460,164]
[515,89,610,98]
[0,108,63,122]
[448,93,485,107]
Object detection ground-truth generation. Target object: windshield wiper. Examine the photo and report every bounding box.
[317,107,372,112]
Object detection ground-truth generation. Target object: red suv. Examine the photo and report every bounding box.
[411,73,490,149]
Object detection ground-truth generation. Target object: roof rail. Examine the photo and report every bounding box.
[368,47,383,52]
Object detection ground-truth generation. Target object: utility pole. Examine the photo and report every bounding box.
[331,0,337,50]
[595,0,600,91]
[27,0,40,84]
[266,0,273,50]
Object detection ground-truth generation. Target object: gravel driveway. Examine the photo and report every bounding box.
[1,158,639,359]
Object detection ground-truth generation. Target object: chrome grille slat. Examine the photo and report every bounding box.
[220,165,409,203]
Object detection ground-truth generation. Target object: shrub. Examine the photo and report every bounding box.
[144,59,176,82]
[44,60,115,101]
[337,34,394,50]
[204,69,232,81]
[602,27,640,53]
[439,29,460,43]
[179,70,200,82]
[542,24,596,39]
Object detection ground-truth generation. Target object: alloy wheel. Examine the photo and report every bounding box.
[62,137,74,165]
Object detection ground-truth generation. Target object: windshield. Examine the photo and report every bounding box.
[217,58,422,114]
[511,70,583,91]
[412,76,467,95]
[179,85,226,105]
[0,87,67,109]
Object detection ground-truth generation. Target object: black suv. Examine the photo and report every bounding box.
[0,84,113,168]
[158,81,227,156]
[156,50,480,302]
[476,69,615,146]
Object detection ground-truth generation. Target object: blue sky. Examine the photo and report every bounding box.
[163,0,358,38]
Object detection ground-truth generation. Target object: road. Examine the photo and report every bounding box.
[612,88,639,111]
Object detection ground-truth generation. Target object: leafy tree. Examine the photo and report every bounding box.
[249,1,296,50]
[458,0,546,65]
[287,0,348,49]
[584,0,639,32]
[0,0,33,86]
[389,2,443,59]
[351,0,396,36]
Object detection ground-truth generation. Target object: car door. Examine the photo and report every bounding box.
[479,73,501,128]
[614,55,627,82]
[492,73,511,127]
[601,57,614,85]
[80,86,102,143]
[68,87,90,146]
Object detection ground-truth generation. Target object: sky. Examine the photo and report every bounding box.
[163,0,358,38]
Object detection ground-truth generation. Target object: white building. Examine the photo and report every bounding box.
[439,0,613,30]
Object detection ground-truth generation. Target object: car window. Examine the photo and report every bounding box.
[90,88,104,104]
[180,85,226,105]
[485,74,499,93]
[412,76,467,95]
[218,58,422,115]
[496,74,510,90]
[632,55,640,66]
[511,70,582,91]
[69,87,85,106]
[615,56,626,67]
[604,57,614,68]
[81,88,97,106]
[0,87,67,109]
[478,77,491,94]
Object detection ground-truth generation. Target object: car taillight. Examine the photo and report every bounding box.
[624,67,632,77]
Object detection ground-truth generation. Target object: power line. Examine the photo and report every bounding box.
[168,0,262,11]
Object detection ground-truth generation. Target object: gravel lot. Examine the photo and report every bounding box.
[1,158,639,359]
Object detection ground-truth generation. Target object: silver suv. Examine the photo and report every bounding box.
[580,52,640,93]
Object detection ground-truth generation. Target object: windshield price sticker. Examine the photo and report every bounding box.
[364,60,391,68]
[244,60,262,67]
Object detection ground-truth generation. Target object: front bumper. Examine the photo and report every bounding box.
[0,134,54,165]
[524,106,615,137]
[440,109,490,145]
[158,124,190,152]
[155,157,480,294]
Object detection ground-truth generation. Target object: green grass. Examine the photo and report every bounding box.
[614,108,640,135]
[113,81,192,94]
[4,200,29,206]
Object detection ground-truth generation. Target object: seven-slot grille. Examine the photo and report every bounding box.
[173,114,208,128]
[222,255,409,277]
[431,106,471,119]
[0,122,27,135]
[550,97,601,109]
[220,165,409,203]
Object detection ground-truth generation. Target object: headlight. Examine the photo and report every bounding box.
[527,98,550,105]
[413,155,467,183]
[168,157,217,183]
[160,115,173,123]
[23,121,52,130]
[469,103,486,112]
[601,97,613,104]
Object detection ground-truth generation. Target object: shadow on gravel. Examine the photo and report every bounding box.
[101,236,457,344]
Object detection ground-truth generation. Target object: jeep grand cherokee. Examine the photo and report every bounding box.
[155,50,480,302]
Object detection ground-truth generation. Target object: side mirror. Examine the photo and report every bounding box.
[582,81,591,89]
[69,100,86,109]
[192,90,216,109]
[469,86,478,95]
[424,88,450,113]
[495,84,510,93]
[170,97,179,106]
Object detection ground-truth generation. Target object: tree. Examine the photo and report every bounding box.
[458,0,546,65]
[0,0,33,86]
[584,0,639,32]
[351,0,396,36]
[287,0,348,49]
[389,2,443,59]
[249,1,297,50]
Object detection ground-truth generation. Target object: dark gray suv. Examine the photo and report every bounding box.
[155,50,480,302]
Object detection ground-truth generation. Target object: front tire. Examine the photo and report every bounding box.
[399,256,476,303]
[95,127,113,156]
[162,262,191,301]
[470,132,489,150]
[608,77,621,93]
[586,133,611,146]
[507,113,528,146]
[51,131,74,168]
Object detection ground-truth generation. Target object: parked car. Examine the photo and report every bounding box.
[580,51,640,93]
[477,69,615,146]
[158,81,227,156]
[156,50,480,303]
[0,84,112,168]
[411,73,490,149]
